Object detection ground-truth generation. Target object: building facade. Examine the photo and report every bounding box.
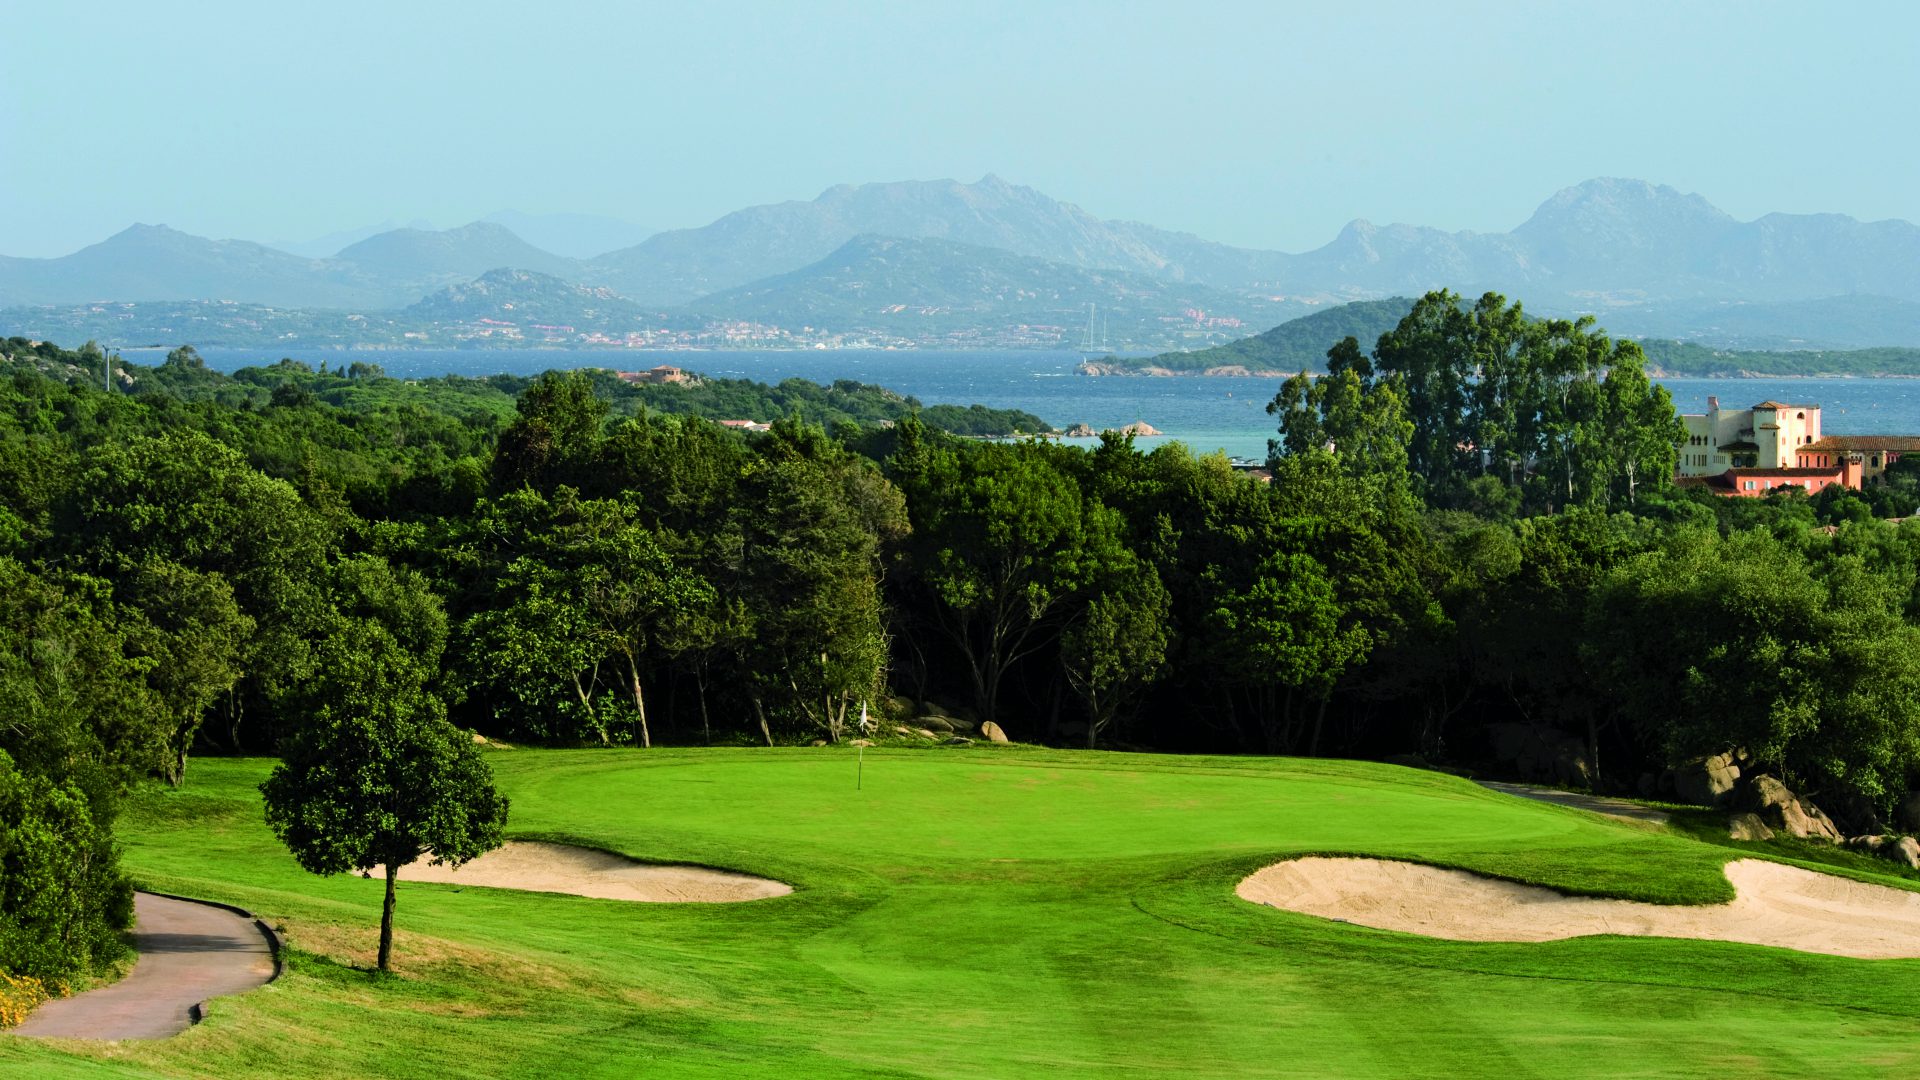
[1677,398,1823,476]
[1676,397,1920,497]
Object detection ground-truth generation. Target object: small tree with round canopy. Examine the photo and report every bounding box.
[261,632,506,972]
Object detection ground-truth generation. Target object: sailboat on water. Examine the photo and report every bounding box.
[1079,303,1113,356]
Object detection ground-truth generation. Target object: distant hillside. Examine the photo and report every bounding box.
[268,219,435,259]
[686,234,1300,350]
[1266,179,1920,306]
[1594,294,1920,350]
[404,269,684,331]
[0,224,394,309]
[1095,298,1415,374]
[0,268,707,349]
[0,299,413,348]
[1100,295,1920,379]
[584,175,1295,304]
[1639,342,1920,378]
[0,221,584,311]
[478,211,654,259]
[333,222,578,285]
[10,176,1920,349]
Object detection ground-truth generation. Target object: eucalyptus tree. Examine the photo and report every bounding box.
[1057,543,1170,748]
[120,560,252,786]
[454,489,713,746]
[1372,290,1475,494]
[53,430,335,755]
[491,370,610,493]
[548,498,714,748]
[735,418,905,743]
[1599,346,1684,506]
[889,422,1124,730]
[1269,335,1415,499]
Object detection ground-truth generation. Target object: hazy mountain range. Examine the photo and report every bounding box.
[4,176,1919,349]
[684,234,1300,343]
[269,211,654,261]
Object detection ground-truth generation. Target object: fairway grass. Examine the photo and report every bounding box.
[7,747,1920,1078]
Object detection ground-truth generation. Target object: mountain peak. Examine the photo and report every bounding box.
[101,223,194,246]
[1517,178,1733,236]
[330,221,573,280]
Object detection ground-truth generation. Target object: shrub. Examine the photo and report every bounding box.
[0,750,132,981]
[0,971,51,1028]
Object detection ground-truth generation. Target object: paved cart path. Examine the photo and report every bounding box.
[1476,780,1671,825]
[12,892,275,1040]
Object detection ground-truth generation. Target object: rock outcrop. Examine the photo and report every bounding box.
[1664,752,1741,807]
[1846,834,1920,869]
[1741,776,1841,843]
[1727,812,1775,842]
[980,720,1009,744]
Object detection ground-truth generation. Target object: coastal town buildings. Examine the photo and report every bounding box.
[616,364,693,385]
[1675,397,1920,496]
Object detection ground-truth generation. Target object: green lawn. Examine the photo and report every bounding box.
[7,747,1920,1078]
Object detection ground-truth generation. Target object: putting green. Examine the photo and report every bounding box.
[7,747,1920,1078]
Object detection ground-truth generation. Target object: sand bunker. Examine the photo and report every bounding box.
[1237,857,1920,959]
[388,841,791,903]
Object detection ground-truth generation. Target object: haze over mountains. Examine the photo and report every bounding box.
[686,234,1294,346]
[4,176,1919,350]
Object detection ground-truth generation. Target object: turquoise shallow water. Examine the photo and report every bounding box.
[135,347,1920,464]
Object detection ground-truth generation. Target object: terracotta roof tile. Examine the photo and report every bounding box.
[1803,436,1920,452]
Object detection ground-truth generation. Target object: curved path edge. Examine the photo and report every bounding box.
[1475,780,1671,824]
[9,891,279,1040]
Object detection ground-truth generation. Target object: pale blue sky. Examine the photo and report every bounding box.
[4,0,1916,257]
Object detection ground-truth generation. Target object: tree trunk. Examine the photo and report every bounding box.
[573,672,605,745]
[751,696,773,747]
[696,665,711,746]
[1586,712,1602,792]
[225,686,245,751]
[627,654,650,748]
[1308,694,1330,757]
[169,725,188,789]
[378,863,398,973]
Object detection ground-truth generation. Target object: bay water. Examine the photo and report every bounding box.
[142,347,1920,463]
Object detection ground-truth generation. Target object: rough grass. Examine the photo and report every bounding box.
[7,748,1920,1078]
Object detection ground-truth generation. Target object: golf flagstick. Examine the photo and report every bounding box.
[857,701,870,790]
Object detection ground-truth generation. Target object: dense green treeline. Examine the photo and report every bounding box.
[1116,296,1920,378]
[1642,342,1920,378]
[0,338,1054,438]
[0,337,1040,986]
[11,292,1920,986]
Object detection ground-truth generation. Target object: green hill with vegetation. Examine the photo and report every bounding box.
[1101,297,1920,377]
[1639,341,1920,377]
[1092,298,1415,373]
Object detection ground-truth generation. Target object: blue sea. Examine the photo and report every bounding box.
[130,347,1920,464]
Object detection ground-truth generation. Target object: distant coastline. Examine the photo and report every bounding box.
[1076,360,1296,378]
